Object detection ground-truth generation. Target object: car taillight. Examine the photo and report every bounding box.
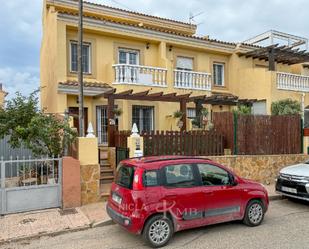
[133,168,144,191]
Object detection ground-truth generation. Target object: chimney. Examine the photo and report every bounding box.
[0,83,2,91]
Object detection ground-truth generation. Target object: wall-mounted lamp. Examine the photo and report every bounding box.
[169,45,173,52]
[146,42,150,49]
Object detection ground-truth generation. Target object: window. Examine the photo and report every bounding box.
[252,101,266,115]
[164,164,196,188]
[197,164,231,186]
[118,49,139,65]
[115,164,135,189]
[187,108,196,119]
[213,63,225,86]
[305,108,309,128]
[176,57,193,71]
[132,105,154,132]
[143,171,158,187]
[70,41,91,73]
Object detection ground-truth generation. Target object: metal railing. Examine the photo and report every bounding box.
[113,64,167,87]
[277,72,309,92]
[174,70,212,91]
[0,157,61,188]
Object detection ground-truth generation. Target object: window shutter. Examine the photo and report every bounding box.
[176,57,193,70]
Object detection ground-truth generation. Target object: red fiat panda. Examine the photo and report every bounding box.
[107,156,269,248]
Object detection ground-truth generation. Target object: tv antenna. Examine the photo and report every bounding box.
[189,11,204,25]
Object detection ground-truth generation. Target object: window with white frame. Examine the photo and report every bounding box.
[187,108,196,119]
[118,48,139,65]
[70,41,91,73]
[176,57,193,71]
[213,63,225,86]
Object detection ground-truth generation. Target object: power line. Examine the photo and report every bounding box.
[107,0,134,11]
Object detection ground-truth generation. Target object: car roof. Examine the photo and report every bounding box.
[120,156,214,170]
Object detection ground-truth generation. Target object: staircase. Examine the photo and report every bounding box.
[99,148,114,199]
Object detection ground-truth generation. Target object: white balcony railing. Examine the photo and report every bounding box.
[277,72,309,92]
[174,70,212,91]
[113,64,167,87]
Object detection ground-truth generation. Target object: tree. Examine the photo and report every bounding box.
[0,90,77,156]
[271,99,301,115]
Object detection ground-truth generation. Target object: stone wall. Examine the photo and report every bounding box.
[80,164,100,205]
[208,154,309,184]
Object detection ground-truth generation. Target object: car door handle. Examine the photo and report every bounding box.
[166,194,177,198]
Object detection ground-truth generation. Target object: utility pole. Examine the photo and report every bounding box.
[78,0,84,137]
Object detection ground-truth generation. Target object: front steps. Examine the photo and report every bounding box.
[99,148,114,199]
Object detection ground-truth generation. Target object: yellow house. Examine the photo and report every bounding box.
[0,83,7,108]
[41,0,309,146]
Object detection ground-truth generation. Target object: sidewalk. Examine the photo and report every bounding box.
[0,184,281,244]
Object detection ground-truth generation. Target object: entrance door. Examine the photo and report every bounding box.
[68,107,88,135]
[96,106,118,145]
[96,106,108,145]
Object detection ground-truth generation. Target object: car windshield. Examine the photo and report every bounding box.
[115,163,135,189]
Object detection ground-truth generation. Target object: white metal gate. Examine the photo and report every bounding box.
[0,157,62,215]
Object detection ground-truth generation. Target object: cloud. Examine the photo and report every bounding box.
[0,67,40,99]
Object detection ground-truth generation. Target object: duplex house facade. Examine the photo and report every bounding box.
[41,0,309,146]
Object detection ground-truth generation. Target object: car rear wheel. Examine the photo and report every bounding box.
[243,200,265,227]
[143,214,174,248]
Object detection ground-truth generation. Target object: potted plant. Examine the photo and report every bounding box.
[173,110,184,129]
[112,108,123,118]
[191,118,200,128]
[200,108,209,126]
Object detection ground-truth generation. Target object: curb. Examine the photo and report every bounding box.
[269,195,285,201]
[91,219,114,228]
[0,225,91,246]
[0,219,116,246]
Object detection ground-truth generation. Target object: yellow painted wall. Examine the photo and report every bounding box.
[0,90,6,107]
[41,0,309,134]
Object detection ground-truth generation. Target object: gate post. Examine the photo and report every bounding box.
[77,137,100,205]
[1,160,5,214]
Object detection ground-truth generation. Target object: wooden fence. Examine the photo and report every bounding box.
[114,130,224,156]
[213,112,302,155]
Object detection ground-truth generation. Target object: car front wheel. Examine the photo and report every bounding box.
[243,199,265,226]
[143,214,174,248]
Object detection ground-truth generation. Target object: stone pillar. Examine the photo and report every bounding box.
[77,137,100,205]
[62,156,81,209]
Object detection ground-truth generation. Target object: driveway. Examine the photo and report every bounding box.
[1,199,309,249]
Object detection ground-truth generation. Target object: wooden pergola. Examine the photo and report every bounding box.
[239,44,309,71]
[99,89,260,146]
[102,89,191,146]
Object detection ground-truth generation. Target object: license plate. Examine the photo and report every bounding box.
[112,193,122,204]
[281,186,297,194]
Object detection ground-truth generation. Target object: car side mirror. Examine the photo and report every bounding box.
[230,175,238,186]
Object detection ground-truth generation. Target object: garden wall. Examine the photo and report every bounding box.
[208,154,309,184]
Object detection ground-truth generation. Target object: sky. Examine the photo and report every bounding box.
[0,0,308,98]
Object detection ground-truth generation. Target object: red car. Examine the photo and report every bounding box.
[107,156,269,248]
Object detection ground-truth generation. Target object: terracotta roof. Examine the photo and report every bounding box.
[58,10,237,47]
[82,0,196,28]
[59,80,112,89]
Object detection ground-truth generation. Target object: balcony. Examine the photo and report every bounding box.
[174,70,212,91]
[113,64,167,87]
[277,72,309,92]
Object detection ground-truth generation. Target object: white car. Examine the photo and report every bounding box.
[276,161,309,201]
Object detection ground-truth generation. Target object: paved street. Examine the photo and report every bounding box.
[1,199,309,249]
